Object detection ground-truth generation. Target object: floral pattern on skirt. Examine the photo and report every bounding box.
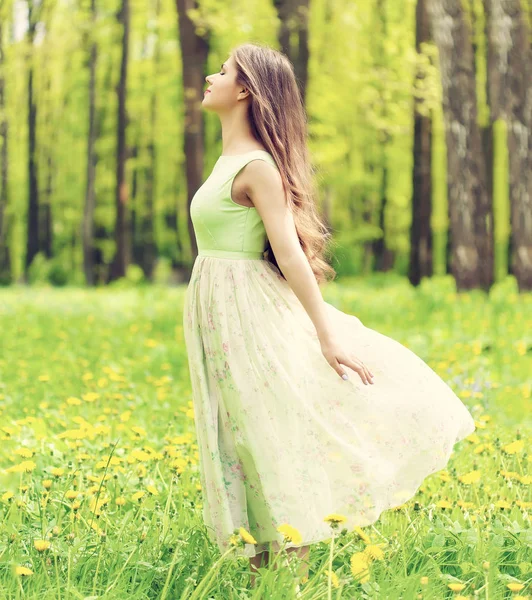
[183,255,476,558]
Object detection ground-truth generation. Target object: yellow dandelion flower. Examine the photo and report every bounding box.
[277,524,303,544]
[350,552,370,583]
[324,569,340,588]
[420,576,429,585]
[2,491,15,502]
[131,426,147,437]
[324,513,347,528]
[239,527,257,545]
[43,480,52,490]
[34,540,50,552]
[14,447,34,458]
[6,460,37,474]
[66,397,82,405]
[436,499,453,509]
[495,500,512,509]
[132,491,145,502]
[506,583,525,592]
[447,583,466,592]
[115,496,126,506]
[146,485,159,496]
[353,526,371,544]
[15,566,34,576]
[502,440,525,455]
[363,544,385,561]
[458,471,481,485]
[229,533,241,546]
[51,467,65,477]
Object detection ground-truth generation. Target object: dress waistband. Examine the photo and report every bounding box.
[198,249,265,260]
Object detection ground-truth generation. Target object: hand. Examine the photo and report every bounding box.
[320,336,375,384]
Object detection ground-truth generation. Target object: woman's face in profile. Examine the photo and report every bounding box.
[203,55,247,112]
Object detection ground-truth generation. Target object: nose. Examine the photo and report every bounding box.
[205,75,212,84]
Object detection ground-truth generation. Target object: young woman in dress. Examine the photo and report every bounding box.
[184,42,475,589]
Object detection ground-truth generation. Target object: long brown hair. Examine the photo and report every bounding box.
[230,43,337,285]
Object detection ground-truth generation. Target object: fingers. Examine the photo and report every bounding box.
[347,357,375,385]
[332,356,375,385]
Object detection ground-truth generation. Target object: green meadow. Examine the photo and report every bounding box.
[0,275,531,599]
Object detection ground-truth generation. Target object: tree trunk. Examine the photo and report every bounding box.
[0,18,12,285]
[428,0,493,291]
[409,0,433,286]
[25,3,40,276]
[486,0,532,290]
[274,0,310,104]
[175,0,209,272]
[109,0,130,282]
[83,0,98,286]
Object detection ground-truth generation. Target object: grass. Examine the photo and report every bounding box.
[0,274,530,599]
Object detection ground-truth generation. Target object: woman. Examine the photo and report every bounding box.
[183,42,475,588]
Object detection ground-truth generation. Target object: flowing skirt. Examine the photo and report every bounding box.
[183,256,476,558]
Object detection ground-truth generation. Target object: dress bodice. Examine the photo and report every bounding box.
[190,150,279,259]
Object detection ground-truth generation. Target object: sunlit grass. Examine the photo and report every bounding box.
[0,275,531,599]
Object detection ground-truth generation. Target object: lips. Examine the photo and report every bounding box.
[204,89,211,94]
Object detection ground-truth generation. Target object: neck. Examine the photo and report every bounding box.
[218,107,256,154]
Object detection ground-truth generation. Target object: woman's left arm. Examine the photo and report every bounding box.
[244,159,374,384]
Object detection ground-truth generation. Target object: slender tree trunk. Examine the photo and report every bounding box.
[274,0,310,104]
[25,3,40,275]
[409,0,433,286]
[428,0,493,290]
[486,0,532,290]
[109,0,130,281]
[83,0,98,286]
[0,18,12,284]
[140,0,161,280]
[175,0,209,272]
[372,0,395,272]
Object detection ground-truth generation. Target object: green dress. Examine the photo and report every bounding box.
[183,149,476,559]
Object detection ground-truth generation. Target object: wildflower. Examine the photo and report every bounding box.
[506,583,525,593]
[447,582,466,592]
[458,471,481,484]
[324,513,347,529]
[363,544,385,561]
[239,527,257,545]
[350,552,370,583]
[502,440,525,455]
[353,526,371,544]
[324,569,339,588]
[34,540,51,552]
[277,524,302,544]
[15,566,34,576]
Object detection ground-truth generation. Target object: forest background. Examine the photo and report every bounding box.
[0,0,530,292]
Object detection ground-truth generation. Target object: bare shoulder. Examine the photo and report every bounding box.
[240,158,286,210]
[241,158,281,188]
